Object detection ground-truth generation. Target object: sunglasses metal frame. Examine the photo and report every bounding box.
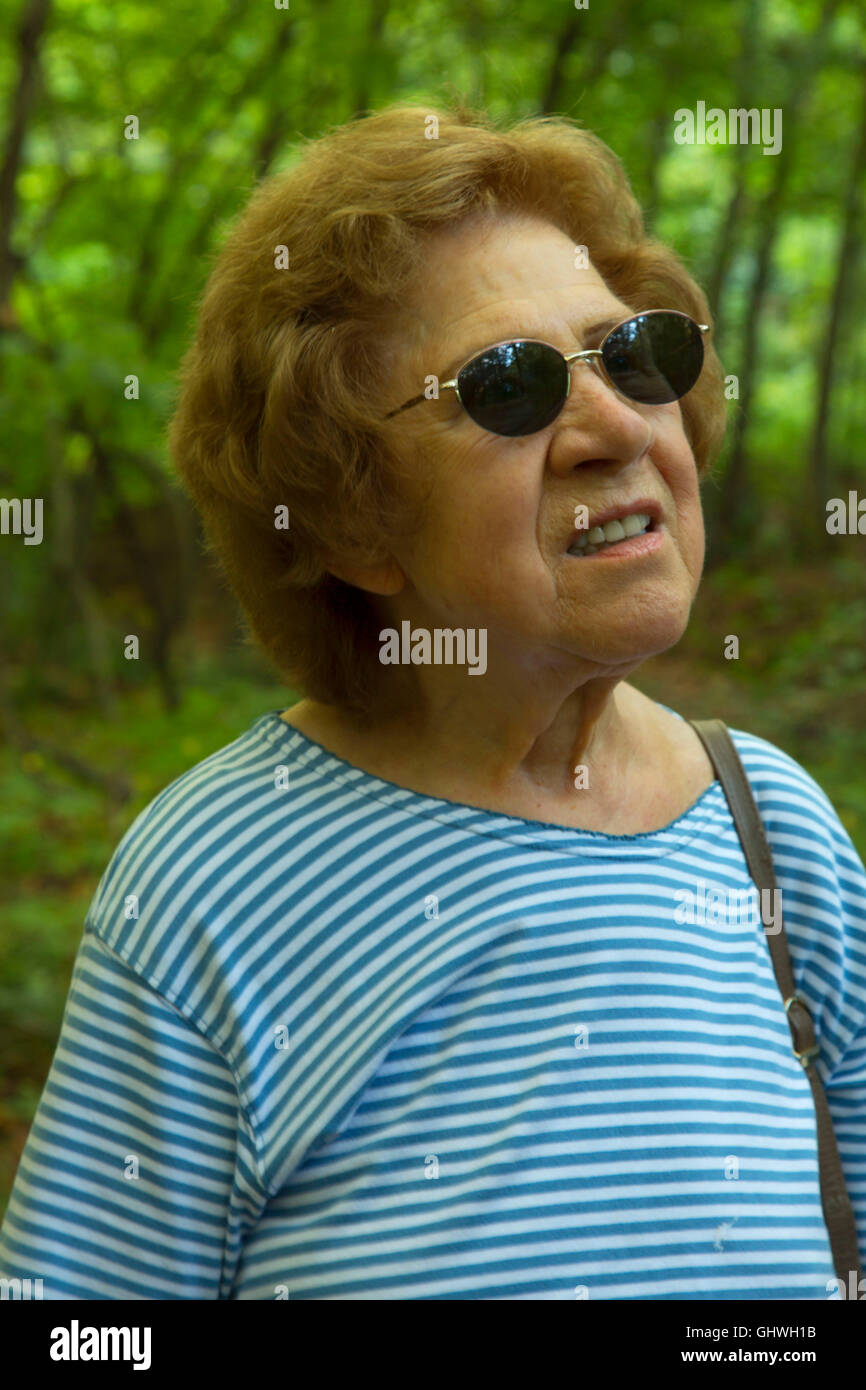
[384,309,710,428]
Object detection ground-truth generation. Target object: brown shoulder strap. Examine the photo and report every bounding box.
[690,718,863,1290]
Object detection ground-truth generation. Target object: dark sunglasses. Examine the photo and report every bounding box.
[385,309,709,437]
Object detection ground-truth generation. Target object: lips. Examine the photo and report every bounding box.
[562,498,663,551]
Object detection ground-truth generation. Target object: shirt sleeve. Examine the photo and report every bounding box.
[0,927,267,1299]
[820,831,866,1271]
[795,798,866,1273]
[740,728,866,1272]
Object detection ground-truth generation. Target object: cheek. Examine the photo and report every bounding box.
[662,423,700,508]
[410,495,543,611]
[427,473,535,563]
[671,458,705,565]
[687,505,706,570]
[654,421,703,545]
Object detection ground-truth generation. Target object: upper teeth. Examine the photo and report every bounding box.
[568,512,651,554]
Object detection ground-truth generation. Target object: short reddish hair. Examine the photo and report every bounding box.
[168,102,726,720]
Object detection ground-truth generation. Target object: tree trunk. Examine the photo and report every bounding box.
[0,0,52,310]
[49,419,118,717]
[540,13,584,115]
[352,0,389,118]
[642,106,670,229]
[82,424,185,714]
[809,65,866,528]
[712,0,843,563]
[540,5,623,115]
[704,0,759,332]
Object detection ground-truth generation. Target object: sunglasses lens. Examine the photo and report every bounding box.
[457,341,569,437]
[601,312,704,404]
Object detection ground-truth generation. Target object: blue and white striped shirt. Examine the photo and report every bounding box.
[1,708,864,1299]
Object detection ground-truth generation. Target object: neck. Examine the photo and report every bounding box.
[291,667,654,817]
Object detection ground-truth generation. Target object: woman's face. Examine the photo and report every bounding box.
[377,214,706,680]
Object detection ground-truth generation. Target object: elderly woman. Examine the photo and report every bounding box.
[1,104,864,1302]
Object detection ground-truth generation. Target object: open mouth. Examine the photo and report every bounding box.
[566,512,657,556]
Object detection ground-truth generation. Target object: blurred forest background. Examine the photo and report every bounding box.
[1,0,865,1210]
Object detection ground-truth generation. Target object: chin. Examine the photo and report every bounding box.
[580,605,692,665]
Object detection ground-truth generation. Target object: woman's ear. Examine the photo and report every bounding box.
[324,557,406,596]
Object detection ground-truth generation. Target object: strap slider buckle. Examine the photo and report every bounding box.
[784,993,820,1067]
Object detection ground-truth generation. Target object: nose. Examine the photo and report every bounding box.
[545,358,655,477]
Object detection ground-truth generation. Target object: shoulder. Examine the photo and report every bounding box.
[83,711,309,1034]
[725,726,850,845]
[637,686,845,836]
[724,724,866,1076]
[725,723,866,927]
[640,690,863,880]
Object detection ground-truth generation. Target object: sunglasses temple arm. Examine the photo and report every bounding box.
[384,394,426,420]
[385,379,459,420]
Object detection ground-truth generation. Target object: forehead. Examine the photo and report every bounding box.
[398,214,633,370]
